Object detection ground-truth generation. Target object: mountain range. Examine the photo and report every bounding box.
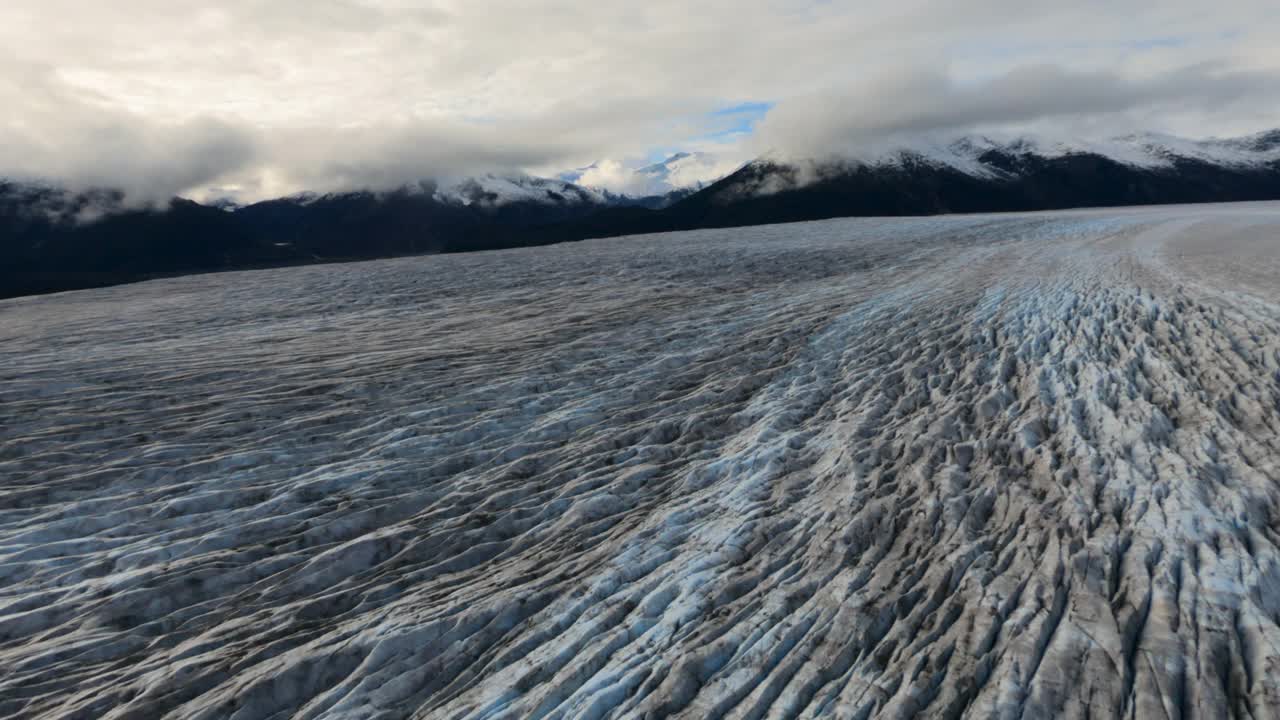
[4,131,1280,299]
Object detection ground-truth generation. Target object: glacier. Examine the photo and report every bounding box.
[3,202,1280,718]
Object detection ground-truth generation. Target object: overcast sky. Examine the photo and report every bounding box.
[3,0,1279,201]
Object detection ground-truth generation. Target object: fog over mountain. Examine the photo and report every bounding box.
[5,125,1280,300]
[561,153,744,199]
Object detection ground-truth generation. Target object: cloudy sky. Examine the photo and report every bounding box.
[3,0,1278,201]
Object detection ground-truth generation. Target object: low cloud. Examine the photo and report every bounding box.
[2,2,1279,202]
[752,63,1280,159]
[0,54,734,203]
[0,59,259,204]
[574,153,745,196]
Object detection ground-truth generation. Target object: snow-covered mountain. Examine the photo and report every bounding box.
[558,152,739,199]
[701,129,1280,206]
[431,173,606,208]
[631,152,737,193]
[742,130,1280,193]
[275,175,608,213]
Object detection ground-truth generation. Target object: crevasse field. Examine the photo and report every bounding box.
[4,203,1280,719]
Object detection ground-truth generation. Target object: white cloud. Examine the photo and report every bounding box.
[1,0,1278,201]
[751,62,1280,159]
[574,160,641,196]
[574,153,745,196]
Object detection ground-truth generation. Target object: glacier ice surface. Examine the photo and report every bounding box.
[4,203,1280,718]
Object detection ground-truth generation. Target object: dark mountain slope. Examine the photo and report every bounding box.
[641,152,1280,233]
[0,185,298,299]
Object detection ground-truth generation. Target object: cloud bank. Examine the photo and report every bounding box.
[2,0,1278,201]
[751,62,1280,158]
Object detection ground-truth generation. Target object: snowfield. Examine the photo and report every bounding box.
[4,203,1280,719]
